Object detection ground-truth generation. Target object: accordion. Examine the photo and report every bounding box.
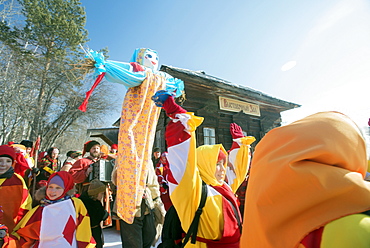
[89,159,114,182]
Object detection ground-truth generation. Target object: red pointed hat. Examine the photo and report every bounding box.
[83,140,100,156]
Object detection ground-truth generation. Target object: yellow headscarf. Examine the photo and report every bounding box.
[196,144,227,186]
[10,144,26,151]
[241,111,370,248]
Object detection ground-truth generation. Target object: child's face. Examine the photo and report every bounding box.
[215,159,226,184]
[46,183,64,200]
[51,149,59,159]
[0,157,13,175]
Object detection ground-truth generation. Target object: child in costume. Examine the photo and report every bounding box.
[79,179,108,248]
[36,147,60,188]
[0,145,32,248]
[13,171,95,248]
[241,112,370,248]
[152,91,255,247]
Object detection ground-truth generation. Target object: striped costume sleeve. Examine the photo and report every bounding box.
[166,112,205,233]
[227,136,255,193]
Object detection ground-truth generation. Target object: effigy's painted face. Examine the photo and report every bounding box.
[143,50,159,71]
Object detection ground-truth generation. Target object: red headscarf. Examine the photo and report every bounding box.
[217,149,227,162]
[46,171,74,200]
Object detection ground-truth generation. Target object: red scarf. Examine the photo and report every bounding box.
[197,183,242,248]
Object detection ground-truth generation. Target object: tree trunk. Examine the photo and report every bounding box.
[30,57,51,140]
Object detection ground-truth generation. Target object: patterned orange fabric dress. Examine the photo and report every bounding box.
[116,71,166,223]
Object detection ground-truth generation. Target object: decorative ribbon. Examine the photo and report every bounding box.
[78,72,106,112]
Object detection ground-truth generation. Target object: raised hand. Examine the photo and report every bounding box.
[230,123,244,139]
[151,90,174,107]
[152,90,186,115]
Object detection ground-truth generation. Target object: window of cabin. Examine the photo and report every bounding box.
[203,127,216,145]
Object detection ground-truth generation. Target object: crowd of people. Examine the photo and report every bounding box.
[1,90,370,248]
[0,139,119,248]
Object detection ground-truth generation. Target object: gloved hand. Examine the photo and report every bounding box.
[230,123,244,139]
[151,90,175,107]
[152,90,186,116]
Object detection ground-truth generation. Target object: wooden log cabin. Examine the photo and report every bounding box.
[87,65,300,152]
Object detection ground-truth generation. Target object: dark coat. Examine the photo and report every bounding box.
[79,192,107,227]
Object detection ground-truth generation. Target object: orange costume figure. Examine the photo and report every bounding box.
[0,145,32,248]
[241,112,370,248]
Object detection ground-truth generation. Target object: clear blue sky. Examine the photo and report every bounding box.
[80,0,370,136]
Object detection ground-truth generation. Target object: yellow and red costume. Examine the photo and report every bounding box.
[0,145,32,248]
[13,171,95,248]
[161,96,255,247]
[0,173,31,233]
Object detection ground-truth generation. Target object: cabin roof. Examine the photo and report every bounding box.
[160,65,301,111]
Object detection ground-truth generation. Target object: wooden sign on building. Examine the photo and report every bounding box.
[219,96,261,117]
